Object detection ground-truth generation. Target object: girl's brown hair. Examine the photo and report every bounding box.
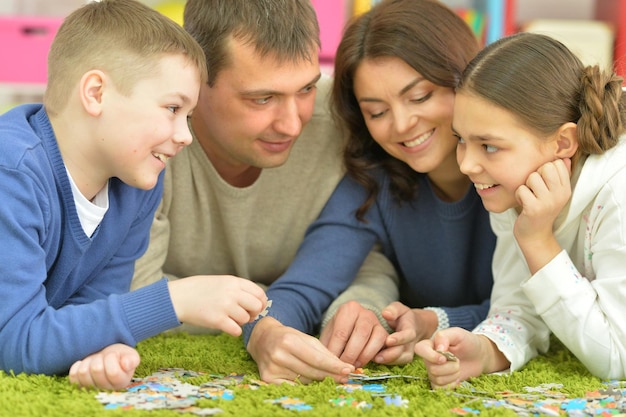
[458,32,626,162]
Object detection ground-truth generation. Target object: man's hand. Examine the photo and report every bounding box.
[319,301,389,368]
[69,343,140,390]
[247,317,355,384]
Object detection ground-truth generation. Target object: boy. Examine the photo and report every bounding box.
[0,0,267,391]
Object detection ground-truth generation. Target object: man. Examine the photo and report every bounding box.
[132,0,398,384]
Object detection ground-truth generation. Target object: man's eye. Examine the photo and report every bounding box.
[254,97,271,105]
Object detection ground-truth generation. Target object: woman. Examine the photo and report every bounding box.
[249,0,495,382]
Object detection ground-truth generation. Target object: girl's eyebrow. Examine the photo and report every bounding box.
[358,77,425,103]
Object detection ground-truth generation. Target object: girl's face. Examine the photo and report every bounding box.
[353,57,457,175]
[454,91,558,213]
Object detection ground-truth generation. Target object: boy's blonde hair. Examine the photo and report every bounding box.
[44,0,207,115]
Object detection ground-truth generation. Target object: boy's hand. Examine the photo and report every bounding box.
[319,301,388,368]
[168,276,267,336]
[69,343,140,390]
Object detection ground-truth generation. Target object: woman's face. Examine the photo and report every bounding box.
[353,56,457,175]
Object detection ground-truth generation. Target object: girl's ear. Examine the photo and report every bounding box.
[79,70,106,117]
[554,122,578,158]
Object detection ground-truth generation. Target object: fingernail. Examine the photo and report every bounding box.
[375,355,383,363]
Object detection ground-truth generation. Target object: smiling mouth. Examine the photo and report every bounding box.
[474,183,497,190]
[403,129,433,148]
[152,152,170,164]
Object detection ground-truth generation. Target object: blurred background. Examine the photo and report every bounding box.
[1,0,623,112]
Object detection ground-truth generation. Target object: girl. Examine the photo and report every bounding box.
[416,32,626,387]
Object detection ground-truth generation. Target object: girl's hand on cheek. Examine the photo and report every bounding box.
[514,158,572,244]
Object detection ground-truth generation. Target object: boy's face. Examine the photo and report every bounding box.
[454,92,557,213]
[97,54,200,190]
[189,37,321,183]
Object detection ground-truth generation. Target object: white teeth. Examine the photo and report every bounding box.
[474,183,496,190]
[403,130,433,148]
[152,152,169,164]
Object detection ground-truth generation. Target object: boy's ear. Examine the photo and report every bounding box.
[554,122,578,158]
[79,70,106,116]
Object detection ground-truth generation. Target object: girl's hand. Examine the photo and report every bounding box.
[414,328,507,389]
[514,158,571,273]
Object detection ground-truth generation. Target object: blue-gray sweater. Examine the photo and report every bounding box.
[246,171,495,342]
[0,105,180,376]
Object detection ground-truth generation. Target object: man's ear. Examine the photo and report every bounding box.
[554,122,578,159]
[79,70,106,116]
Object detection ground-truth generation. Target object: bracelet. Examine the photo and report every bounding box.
[424,307,449,335]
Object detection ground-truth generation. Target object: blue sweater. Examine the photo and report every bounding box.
[0,105,180,376]
[252,171,495,338]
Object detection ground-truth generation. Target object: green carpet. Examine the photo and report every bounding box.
[0,332,611,416]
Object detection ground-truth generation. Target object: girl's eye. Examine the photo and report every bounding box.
[370,111,385,119]
[483,144,498,153]
[453,133,464,143]
[167,105,180,114]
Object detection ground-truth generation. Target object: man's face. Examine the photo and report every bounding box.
[190,37,321,185]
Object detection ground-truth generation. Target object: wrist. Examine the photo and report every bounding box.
[423,307,449,337]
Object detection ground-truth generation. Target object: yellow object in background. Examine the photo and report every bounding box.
[154,1,185,26]
[352,0,372,16]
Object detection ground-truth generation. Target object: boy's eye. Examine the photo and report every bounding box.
[453,133,464,143]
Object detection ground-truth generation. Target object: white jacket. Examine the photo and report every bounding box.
[475,135,626,379]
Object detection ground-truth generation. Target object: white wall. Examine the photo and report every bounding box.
[516,0,596,24]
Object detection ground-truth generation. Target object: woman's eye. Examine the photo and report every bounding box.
[411,92,432,103]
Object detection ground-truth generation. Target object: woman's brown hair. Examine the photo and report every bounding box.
[332,0,480,220]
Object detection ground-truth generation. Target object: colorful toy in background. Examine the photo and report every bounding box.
[153,0,185,26]
[455,7,486,45]
[351,0,515,46]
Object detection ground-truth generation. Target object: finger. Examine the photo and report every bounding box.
[375,344,414,365]
[381,302,410,324]
[297,342,355,382]
[100,351,127,390]
[219,317,243,337]
[74,357,97,389]
[385,328,417,347]
[68,360,82,386]
[344,324,388,368]
[414,338,446,365]
[322,315,357,358]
